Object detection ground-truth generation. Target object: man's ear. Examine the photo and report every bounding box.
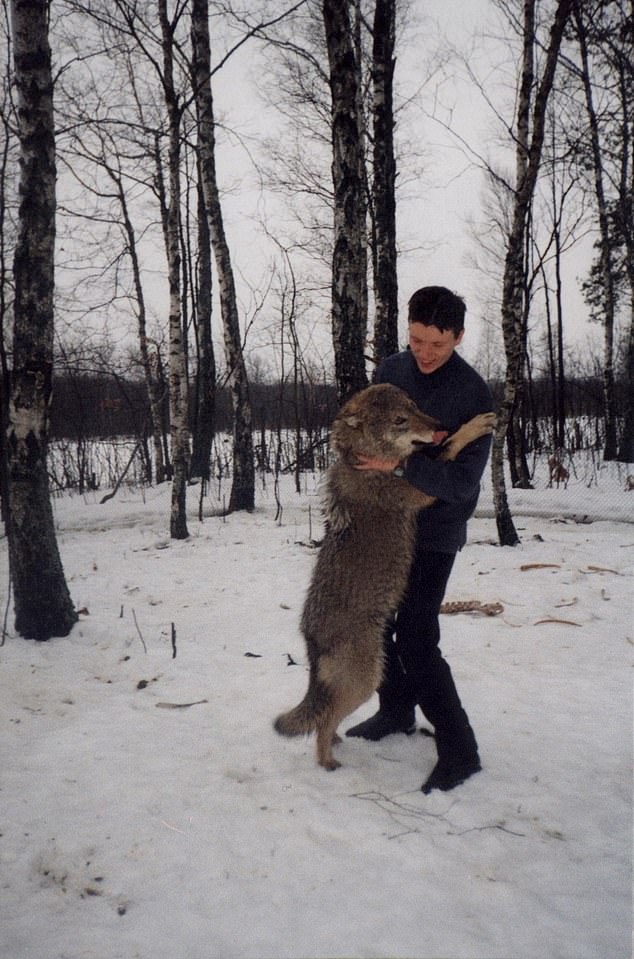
[455,329,465,347]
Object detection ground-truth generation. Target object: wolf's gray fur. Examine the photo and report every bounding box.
[274,383,495,770]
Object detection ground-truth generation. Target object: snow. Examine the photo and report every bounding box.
[0,464,632,959]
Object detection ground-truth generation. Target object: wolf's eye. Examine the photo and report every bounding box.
[394,416,407,426]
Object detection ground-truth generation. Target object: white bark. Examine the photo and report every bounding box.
[7,0,77,638]
[323,0,368,403]
[158,0,190,538]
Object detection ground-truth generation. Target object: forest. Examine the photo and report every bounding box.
[0,0,632,640]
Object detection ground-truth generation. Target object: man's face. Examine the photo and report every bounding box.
[408,322,464,375]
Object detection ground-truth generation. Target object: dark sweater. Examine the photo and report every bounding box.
[376,348,494,553]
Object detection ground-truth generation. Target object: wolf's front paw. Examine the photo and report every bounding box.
[477,412,496,432]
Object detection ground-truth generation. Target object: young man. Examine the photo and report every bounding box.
[347,286,494,794]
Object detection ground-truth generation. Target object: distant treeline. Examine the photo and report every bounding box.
[50,375,339,440]
[43,369,632,494]
[49,371,627,443]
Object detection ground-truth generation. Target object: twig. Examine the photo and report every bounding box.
[1,568,11,647]
[155,700,208,709]
[99,438,144,504]
[160,820,186,834]
[449,823,526,838]
[352,790,454,824]
[131,608,147,653]
[171,622,177,659]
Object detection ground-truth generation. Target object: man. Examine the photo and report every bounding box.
[347,286,494,794]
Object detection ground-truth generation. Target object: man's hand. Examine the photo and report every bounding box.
[353,455,400,473]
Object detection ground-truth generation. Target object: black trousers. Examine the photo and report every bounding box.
[379,547,470,733]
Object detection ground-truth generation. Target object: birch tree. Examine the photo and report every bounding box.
[190,0,254,511]
[371,0,398,362]
[188,173,216,485]
[0,0,16,528]
[158,0,190,538]
[323,0,368,402]
[492,0,574,547]
[6,0,77,639]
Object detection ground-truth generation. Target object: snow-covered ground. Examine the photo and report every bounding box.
[0,462,632,959]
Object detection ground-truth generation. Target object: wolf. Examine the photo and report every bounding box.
[274,383,495,770]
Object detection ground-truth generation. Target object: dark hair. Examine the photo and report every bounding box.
[407,286,466,336]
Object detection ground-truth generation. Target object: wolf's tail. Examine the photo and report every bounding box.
[274,697,317,737]
[274,667,331,737]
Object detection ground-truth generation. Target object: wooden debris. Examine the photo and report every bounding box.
[440,600,504,617]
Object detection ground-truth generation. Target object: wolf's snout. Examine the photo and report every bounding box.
[411,428,447,448]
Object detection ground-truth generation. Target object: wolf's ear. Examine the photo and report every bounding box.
[337,411,363,430]
[335,396,364,430]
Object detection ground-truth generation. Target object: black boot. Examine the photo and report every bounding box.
[421,721,481,794]
[346,708,416,741]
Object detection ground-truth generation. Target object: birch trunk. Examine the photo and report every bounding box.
[159,0,190,538]
[189,175,216,483]
[7,0,77,639]
[190,0,254,511]
[492,0,573,546]
[620,302,634,463]
[323,0,368,403]
[371,0,398,363]
[617,50,634,464]
[113,173,166,483]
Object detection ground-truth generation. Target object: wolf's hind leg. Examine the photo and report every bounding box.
[316,684,378,771]
[313,649,382,769]
[316,715,342,770]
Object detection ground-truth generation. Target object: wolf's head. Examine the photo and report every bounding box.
[331,384,445,461]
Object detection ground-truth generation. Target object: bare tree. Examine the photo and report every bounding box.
[537,106,588,456]
[570,0,633,462]
[492,0,574,547]
[57,0,191,529]
[188,172,216,485]
[572,0,619,460]
[61,121,168,484]
[6,0,77,639]
[156,0,190,538]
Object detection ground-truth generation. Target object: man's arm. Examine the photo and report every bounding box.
[354,430,491,504]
